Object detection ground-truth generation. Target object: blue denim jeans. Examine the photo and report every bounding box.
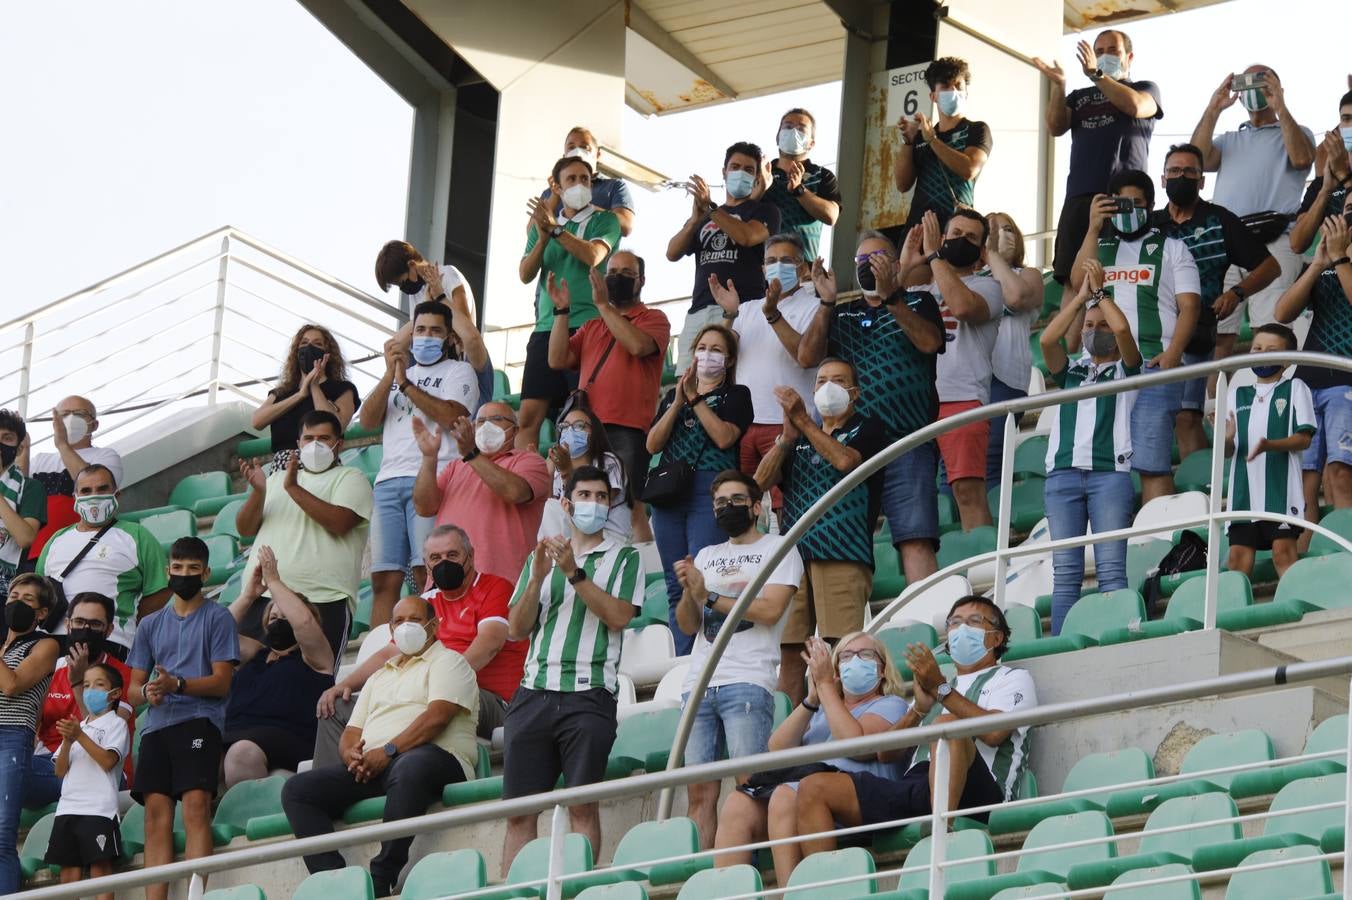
[986,378,1028,488]
[1302,385,1352,471]
[652,469,724,656]
[1130,364,1183,475]
[369,476,435,574]
[0,725,35,894]
[681,683,775,765]
[23,753,60,810]
[1045,469,1134,635]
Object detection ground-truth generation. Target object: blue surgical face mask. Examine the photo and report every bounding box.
[725,169,755,200]
[1252,363,1283,378]
[937,90,965,117]
[570,500,608,535]
[560,425,590,458]
[947,624,991,666]
[765,261,800,294]
[1096,53,1125,80]
[839,656,881,696]
[1111,206,1149,236]
[1340,126,1352,152]
[777,127,809,156]
[410,336,445,366]
[84,688,113,716]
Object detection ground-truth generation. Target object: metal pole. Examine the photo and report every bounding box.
[208,235,230,405]
[1344,684,1352,900]
[546,804,567,900]
[18,322,34,417]
[1203,371,1230,629]
[993,412,1017,606]
[927,738,950,898]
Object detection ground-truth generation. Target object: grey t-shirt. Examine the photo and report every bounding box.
[128,600,240,737]
[923,271,1005,404]
[1213,121,1315,219]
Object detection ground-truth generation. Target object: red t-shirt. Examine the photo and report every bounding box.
[435,450,550,584]
[38,656,135,782]
[425,573,527,702]
[567,304,671,431]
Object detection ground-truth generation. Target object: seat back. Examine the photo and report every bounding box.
[1060,590,1146,643]
[898,829,996,890]
[878,622,939,660]
[212,775,287,837]
[141,508,197,544]
[1304,715,1349,755]
[1002,556,1053,612]
[1138,793,1241,858]
[576,885,648,900]
[1224,845,1333,899]
[169,471,232,508]
[1004,603,1043,644]
[292,867,374,900]
[676,865,762,900]
[1061,748,1154,807]
[508,833,594,897]
[354,624,392,667]
[1306,508,1352,556]
[785,847,875,899]
[1274,553,1352,611]
[1166,571,1253,621]
[653,661,691,705]
[1133,491,1209,536]
[202,887,268,900]
[886,574,973,631]
[938,526,998,571]
[612,817,699,871]
[211,498,247,539]
[1180,729,1274,790]
[1108,864,1200,900]
[617,624,675,680]
[1264,774,1347,839]
[1018,811,1115,876]
[401,849,487,900]
[990,884,1070,899]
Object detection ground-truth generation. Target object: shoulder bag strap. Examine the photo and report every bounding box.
[59,521,116,581]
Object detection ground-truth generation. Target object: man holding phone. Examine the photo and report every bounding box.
[1190,65,1316,355]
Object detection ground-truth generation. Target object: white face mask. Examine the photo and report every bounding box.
[299,441,335,473]
[562,183,592,212]
[814,381,851,418]
[392,621,430,655]
[63,414,89,444]
[777,127,809,156]
[476,421,508,454]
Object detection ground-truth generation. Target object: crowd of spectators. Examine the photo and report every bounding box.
[2,36,1351,898]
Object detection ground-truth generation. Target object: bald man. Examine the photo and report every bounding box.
[23,395,124,568]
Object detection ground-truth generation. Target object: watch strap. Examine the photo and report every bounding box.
[463,448,481,463]
[568,568,587,585]
[1332,256,1352,268]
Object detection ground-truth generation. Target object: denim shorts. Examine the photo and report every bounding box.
[682,683,775,766]
[369,476,434,573]
[1179,351,1210,413]
[1130,365,1183,475]
[1302,385,1352,471]
[881,441,939,546]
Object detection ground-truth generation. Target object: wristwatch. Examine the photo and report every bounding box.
[383,742,399,759]
[175,676,186,695]
[1333,256,1352,269]
[934,682,953,703]
[397,380,412,393]
[790,184,806,197]
[1231,284,1247,302]
[550,224,564,238]
[1091,67,1105,80]
[568,568,588,585]
[883,289,905,307]
[704,591,719,611]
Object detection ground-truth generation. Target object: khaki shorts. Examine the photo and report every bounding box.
[781,559,872,643]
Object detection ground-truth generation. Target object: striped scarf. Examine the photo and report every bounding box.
[1,463,31,570]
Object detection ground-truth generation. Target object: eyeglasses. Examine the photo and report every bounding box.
[837,649,880,663]
[69,617,109,630]
[560,422,592,433]
[476,415,517,427]
[854,251,889,263]
[712,495,752,511]
[946,614,996,629]
[1164,166,1202,178]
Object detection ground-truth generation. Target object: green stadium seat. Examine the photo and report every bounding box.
[773,690,793,727]
[340,444,383,478]
[120,802,145,857]
[505,833,593,898]
[938,493,961,535]
[402,849,487,900]
[19,812,56,879]
[203,887,268,900]
[988,747,1153,835]
[676,864,762,900]
[872,542,907,601]
[1174,450,1222,494]
[1004,604,1043,645]
[1060,589,1146,645]
[244,812,293,842]
[443,774,505,807]
[211,498,249,543]
[895,830,997,892]
[1012,435,1049,480]
[213,775,287,839]
[540,419,558,454]
[1107,864,1200,900]
[1068,793,1240,888]
[628,578,669,629]
[575,886,647,900]
[1320,824,1343,854]
[575,817,705,889]
[1305,508,1352,557]
[194,490,248,518]
[1017,811,1115,878]
[19,801,56,831]
[989,885,1069,899]
[938,526,998,571]
[125,471,235,522]
[203,533,242,586]
[1229,716,1347,799]
[292,867,374,900]
[1126,541,1173,592]
[139,508,197,544]
[607,707,681,777]
[987,478,1046,532]
[351,580,374,639]
[1107,729,1273,818]
[172,803,233,850]
[1166,571,1252,621]
[1275,553,1352,611]
[785,847,875,899]
[1192,773,1343,872]
[1223,846,1333,899]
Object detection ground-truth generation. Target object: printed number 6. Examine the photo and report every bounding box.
[904,90,919,116]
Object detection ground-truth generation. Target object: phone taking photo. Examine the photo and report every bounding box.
[1111,196,1136,214]
[1230,71,1267,92]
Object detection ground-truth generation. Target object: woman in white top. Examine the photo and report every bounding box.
[545,404,631,541]
[984,213,1045,487]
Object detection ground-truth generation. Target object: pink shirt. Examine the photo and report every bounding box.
[435,450,550,584]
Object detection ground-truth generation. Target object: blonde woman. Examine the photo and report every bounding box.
[713,632,908,877]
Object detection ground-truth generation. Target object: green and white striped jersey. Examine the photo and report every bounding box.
[1226,376,1316,519]
[1096,229,1200,359]
[509,538,645,695]
[1046,355,1141,473]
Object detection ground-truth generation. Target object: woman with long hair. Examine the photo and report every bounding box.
[646,324,752,654]
[251,324,359,464]
[546,402,631,541]
[984,212,1045,487]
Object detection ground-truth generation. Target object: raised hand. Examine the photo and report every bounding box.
[546,272,572,310]
[1322,131,1350,181]
[774,386,808,429]
[1082,258,1106,294]
[1260,72,1287,115]
[804,637,837,694]
[687,175,713,212]
[413,260,445,298]
[764,276,782,315]
[782,159,805,192]
[544,535,576,574]
[1322,214,1350,258]
[1031,57,1065,88]
[680,365,700,404]
[708,275,740,315]
[914,112,936,145]
[1087,193,1117,231]
[589,267,610,310]
[448,416,476,458]
[871,253,898,297]
[529,540,551,582]
[56,717,81,741]
[411,416,443,458]
[257,545,280,585]
[896,114,921,144]
[1075,39,1096,79]
[811,258,837,303]
[1208,73,1238,113]
[283,449,300,489]
[900,225,926,271]
[51,406,69,447]
[920,210,942,257]
[548,444,572,478]
[527,196,557,233]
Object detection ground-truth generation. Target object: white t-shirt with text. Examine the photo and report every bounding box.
[55,709,129,819]
[925,272,1005,404]
[376,357,479,481]
[733,286,820,424]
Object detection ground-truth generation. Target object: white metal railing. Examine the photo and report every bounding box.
[0,226,405,448]
[18,654,1352,899]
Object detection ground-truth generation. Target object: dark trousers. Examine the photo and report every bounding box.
[281,744,466,884]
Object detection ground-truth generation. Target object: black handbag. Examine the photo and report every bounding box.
[641,394,711,509]
[1240,211,1292,246]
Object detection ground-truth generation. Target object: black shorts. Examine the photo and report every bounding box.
[502,686,617,799]
[224,725,315,772]
[850,757,1005,826]
[521,330,579,404]
[1053,193,1096,284]
[44,814,123,867]
[603,425,650,505]
[132,718,222,802]
[1228,520,1303,550]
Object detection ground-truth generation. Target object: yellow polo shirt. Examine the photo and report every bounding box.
[349,641,479,779]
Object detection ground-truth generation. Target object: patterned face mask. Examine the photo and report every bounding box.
[1111,206,1149,235]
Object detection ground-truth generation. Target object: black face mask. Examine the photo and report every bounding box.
[68,626,108,659]
[398,277,425,296]
[1344,211,1352,229]
[4,601,36,634]
[0,443,15,469]
[168,573,203,600]
[264,619,297,652]
[604,274,637,306]
[856,263,877,293]
[297,344,326,374]
[938,237,982,269]
[1165,176,1201,207]
[714,504,755,537]
[431,559,467,592]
